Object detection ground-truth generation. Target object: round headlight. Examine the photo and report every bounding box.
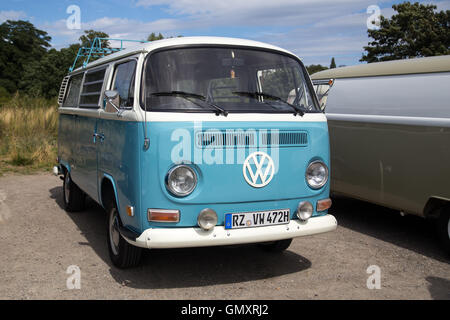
[197,208,218,231]
[166,165,197,197]
[306,161,328,189]
[297,201,313,221]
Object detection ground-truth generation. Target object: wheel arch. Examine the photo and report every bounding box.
[423,197,450,219]
[100,174,120,213]
[60,161,71,174]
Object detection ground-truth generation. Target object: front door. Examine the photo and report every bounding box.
[96,58,138,209]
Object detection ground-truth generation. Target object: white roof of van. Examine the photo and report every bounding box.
[310,55,450,80]
[73,36,298,72]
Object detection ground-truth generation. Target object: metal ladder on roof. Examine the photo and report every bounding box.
[69,37,150,72]
[58,75,70,105]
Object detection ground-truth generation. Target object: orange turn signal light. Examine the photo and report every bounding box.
[316,198,332,212]
[148,209,180,223]
[126,206,134,217]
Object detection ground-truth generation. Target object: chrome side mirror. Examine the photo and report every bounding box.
[104,90,119,100]
[103,90,122,116]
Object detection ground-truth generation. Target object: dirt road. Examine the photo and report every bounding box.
[0,173,448,299]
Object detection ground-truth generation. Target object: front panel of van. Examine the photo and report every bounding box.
[138,118,330,230]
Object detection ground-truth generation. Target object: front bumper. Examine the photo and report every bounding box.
[125,214,337,249]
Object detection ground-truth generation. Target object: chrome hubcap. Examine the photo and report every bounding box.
[109,208,120,256]
[64,174,70,204]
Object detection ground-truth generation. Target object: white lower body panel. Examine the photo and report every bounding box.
[127,214,337,249]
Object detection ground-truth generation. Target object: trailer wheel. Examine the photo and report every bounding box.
[106,199,142,268]
[258,239,293,252]
[437,207,450,255]
[62,170,85,212]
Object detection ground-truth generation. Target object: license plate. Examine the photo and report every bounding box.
[225,209,290,229]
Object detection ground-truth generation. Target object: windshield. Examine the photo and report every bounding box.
[142,47,319,114]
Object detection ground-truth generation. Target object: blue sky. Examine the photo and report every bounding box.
[1,0,449,66]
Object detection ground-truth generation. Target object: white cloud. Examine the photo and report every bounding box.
[43,16,185,48]
[129,0,399,65]
[0,10,27,23]
[44,0,450,66]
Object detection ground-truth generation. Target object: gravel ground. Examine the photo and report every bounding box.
[0,173,449,300]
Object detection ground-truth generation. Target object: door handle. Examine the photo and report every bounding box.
[93,133,105,143]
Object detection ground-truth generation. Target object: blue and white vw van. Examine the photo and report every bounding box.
[56,37,337,268]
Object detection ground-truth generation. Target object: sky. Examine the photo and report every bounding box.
[1,0,449,66]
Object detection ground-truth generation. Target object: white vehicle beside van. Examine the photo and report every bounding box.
[311,55,450,253]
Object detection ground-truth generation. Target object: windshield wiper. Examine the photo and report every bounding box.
[233,91,304,116]
[151,91,228,116]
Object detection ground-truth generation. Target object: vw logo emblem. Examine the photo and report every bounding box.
[243,151,275,188]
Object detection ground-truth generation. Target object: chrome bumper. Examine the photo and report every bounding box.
[125,214,337,249]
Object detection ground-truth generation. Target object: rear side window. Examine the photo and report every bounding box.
[80,68,106,108]
[112,60,137,108]
[62,74,83,107]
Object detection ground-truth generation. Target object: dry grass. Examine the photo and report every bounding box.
[0,93,58,175]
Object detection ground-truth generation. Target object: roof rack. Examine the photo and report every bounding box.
[69,37,150,72]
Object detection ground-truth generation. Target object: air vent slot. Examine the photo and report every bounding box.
[195,130,308,148]
[196,131,256,148]
[260,131,308,147]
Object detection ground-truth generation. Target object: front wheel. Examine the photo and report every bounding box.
[107,201,142,268]
[62,170,85,212]
[437,207,450,255]
[258,239,293,252]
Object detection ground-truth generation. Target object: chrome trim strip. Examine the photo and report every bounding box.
[327,113,450,127]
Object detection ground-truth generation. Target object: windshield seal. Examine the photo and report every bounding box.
[140,44,321,114]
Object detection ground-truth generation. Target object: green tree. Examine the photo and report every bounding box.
[20,44,81,98]
[147,32,164,41]
[306,64,328,75]
[0,20,51,94]
[79,29,110,48]
[330,57,336,69]
[147,33,183,41]
[361,2,450,63]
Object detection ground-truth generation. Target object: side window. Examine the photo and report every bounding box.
[112,60,137,108]
[313,80,333,111]
[62,74,83,107]
[79,68,106,108]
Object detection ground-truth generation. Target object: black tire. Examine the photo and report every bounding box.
[258,239,293,252]
[437,207,450,255]
[63,170,85,212]
[106,200,142,268]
